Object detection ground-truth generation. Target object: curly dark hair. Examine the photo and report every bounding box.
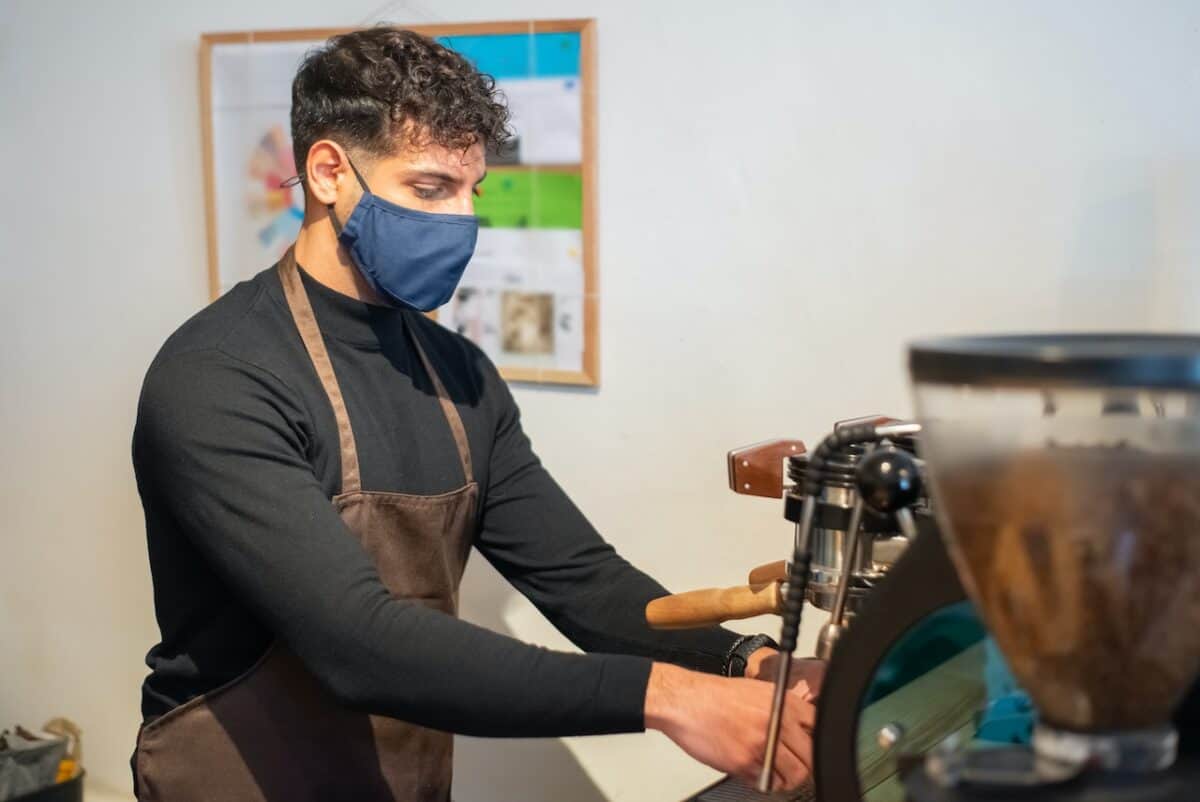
[290,27,511,174]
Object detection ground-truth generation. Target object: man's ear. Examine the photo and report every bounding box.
[305,140,349,206]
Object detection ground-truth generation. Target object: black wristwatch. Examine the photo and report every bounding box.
[723,633,780,677]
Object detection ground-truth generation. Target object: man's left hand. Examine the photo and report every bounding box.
[744,648,825,704]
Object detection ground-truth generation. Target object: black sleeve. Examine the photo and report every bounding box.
[132,348,650,738]
[474,362,743,675]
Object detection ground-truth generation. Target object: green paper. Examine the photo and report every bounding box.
[475,170,582,229]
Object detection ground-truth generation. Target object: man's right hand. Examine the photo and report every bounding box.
[643,661,815,792]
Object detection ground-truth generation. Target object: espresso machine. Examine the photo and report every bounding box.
[655,333,1200,802]
[646,417,922,661]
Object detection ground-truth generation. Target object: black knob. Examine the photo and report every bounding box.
[787,453,808,485]
[856,446,922,514]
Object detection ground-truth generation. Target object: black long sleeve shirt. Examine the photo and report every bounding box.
[132,262,741,738]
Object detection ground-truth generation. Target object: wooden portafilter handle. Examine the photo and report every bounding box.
[645,582,784,629]
[747,559,789,584]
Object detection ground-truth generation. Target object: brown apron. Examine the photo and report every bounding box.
[134,248,478,802]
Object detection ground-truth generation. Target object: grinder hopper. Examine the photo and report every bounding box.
[909,334,1200,773]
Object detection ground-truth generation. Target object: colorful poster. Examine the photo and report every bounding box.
[204,25,595,384]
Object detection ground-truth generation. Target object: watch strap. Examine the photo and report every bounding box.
[723,633,780,677]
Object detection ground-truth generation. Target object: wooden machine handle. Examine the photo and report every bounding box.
[646,582,784,629]
[747,559,789,584]
[727,439,806,499]
[834,414,897,430]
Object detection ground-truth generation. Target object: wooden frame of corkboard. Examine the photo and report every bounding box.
[199,19,599,386]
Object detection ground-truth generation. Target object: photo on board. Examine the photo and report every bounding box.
[501,292,555,355]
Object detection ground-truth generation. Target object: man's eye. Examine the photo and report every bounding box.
[413,186,441,200]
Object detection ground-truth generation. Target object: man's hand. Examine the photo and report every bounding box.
[745,648,826,702]
[643,661,817,791]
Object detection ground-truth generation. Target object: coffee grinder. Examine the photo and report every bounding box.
[800,333,1200,802]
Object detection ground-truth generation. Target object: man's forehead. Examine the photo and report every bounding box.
[391,139,487,179]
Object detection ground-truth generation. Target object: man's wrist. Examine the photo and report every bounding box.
[644,661,684,732]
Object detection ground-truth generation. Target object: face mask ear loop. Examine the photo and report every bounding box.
[327,202,345,237]
[327,154,370,237]
[345,155,371,194]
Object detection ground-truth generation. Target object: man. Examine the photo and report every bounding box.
[131,27,821,801]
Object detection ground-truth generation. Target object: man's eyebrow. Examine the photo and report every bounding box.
[400,168,487,186]
[404,169,459,183]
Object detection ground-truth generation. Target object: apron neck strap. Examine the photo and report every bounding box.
[278,246,363,494]
[277,246,475,491]
[405,316,474,485]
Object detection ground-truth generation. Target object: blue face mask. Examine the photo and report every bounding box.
[329,158,479,311]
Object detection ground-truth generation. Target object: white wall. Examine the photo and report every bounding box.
[2,1,1198,800]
